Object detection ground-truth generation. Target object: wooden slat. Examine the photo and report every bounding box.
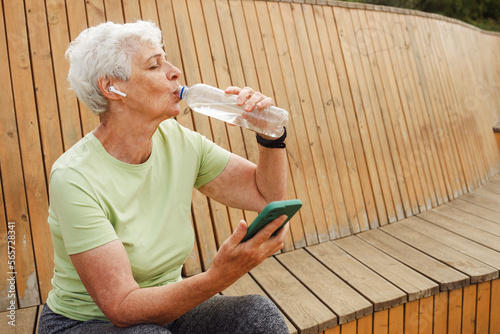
[436,204,500,237]
[222,273,298,334]
[237,0,297,250]
[3,0,43,308]
[491,279,500,333]
[334,235,439,301]
[447,288,462,333]
[462,284,476,333]
[307,241,407,311]
[45,0,83,149]
[418,210,500,252]
[433,292,448,333]
[476,281,491,333]
[447,198,500,223]
[264,1,326,246]
[294,3,348,238]
[250,257,337,334]
[277,248,373,324]
[382,221,498,283]
[461,189,500,213]
[358,229,469,291]
[0,305,38,334]
[172,0,218,272]
[404,217,500,270]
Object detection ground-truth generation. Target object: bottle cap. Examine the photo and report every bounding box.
[175,86,187,100]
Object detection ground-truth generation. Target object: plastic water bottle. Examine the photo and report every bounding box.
[175,84,288,138]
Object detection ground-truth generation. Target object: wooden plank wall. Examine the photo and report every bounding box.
[0,0,499,313]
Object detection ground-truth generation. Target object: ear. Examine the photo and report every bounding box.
[98,76,123,99]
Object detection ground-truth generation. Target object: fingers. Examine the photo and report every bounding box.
[249,215,288,246]
[224,86,274,111]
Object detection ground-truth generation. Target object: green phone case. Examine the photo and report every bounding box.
[241,199,302,242]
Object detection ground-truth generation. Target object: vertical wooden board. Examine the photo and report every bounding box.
[172,0,217,271]
[317,6,369,232]
[404,14,448,204]
[388,13,434,211]
[431,20,476,192]
[409,16,457,200]
[448,289,462,334]
[476,281,491,333]
[78,0,102,135]
[433,291,448,334]
[395,12,441,209]
[340,320,356,334]
[462,284,477,333]
[344,7,393,227]
[388,305,404,334]
[491,279,500,334]
[363,10,415,216]
[189,0,232,248]
[212,0,263,240]
[0,179,10,311]
[417,296,433,334]
[348,9,398,225]
[377,12,423,213]
[103,0,125,23]
[324,6,372,231]
[26,0,64,178]
[155,0,202,276]
[25,0,62,304]
[139,0,160,24]
[252,1,312,249]
[264,1,325,246]
[302,4,353,237]
[122,0,141,22]
[202,0,250,244]
[357,314,373,333]
[333,6,379,231]
[3,0,43,308]
[0,2,27,312]
[358,10,407,220]
[373,309,388,334]
[291,3,348,238]
[434,21,482,191]
[420,20,469,195]
[45,0,83,150]
[404,300,419,334]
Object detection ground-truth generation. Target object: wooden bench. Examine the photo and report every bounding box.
[1,0,499,333]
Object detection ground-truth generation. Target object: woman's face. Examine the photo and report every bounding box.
[119,44,182,122]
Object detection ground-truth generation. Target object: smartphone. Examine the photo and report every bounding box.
[241,199,302,242]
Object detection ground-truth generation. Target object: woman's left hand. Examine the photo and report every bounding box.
[225,86,275,112]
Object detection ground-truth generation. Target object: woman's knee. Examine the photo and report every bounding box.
[238,295,289,333]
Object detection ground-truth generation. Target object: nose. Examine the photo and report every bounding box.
[167,62,181,81]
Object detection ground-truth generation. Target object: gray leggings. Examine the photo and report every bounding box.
[37,294,289,333]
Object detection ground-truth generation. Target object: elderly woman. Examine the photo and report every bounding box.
[37,21,289,333]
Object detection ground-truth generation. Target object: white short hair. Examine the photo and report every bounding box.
[65,20,162,114]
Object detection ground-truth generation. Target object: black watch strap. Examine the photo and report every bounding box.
[256,127,287,149]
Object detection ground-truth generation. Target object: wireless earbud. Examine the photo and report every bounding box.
[109,86,127,97]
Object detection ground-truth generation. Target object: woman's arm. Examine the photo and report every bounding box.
[198,87,288,212]
[70,216,288,327]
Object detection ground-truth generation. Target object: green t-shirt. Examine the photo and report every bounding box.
[46,119,231,321]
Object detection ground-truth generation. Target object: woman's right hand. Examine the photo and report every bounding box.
[206,215,289,290]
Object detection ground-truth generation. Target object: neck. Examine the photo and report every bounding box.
[93,111,160,165]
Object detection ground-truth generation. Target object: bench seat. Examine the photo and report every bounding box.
[223,175,500,333]
[2,175,499,334]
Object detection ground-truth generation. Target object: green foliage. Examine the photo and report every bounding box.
[345,0,500,32]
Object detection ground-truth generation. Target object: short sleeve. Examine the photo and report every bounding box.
[193,135,231,189]
[49,168,118,255]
